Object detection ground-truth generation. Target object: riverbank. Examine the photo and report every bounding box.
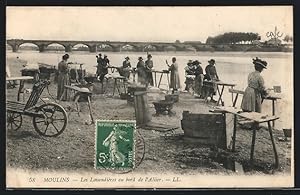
[6,58,292,175]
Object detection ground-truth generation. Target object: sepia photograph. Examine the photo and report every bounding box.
[5,6,293,188]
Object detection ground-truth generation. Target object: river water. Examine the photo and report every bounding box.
[6,50,293,129]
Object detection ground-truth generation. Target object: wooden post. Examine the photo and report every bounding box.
[250,124,257,168]
[231,114,237,152]
[158,73,163,88]
[74,95,81,116]
[267,121,279,169]
[17,80,25,101]
[134,91,151,126]
[233,93,239,107]
[272,100,276,127]
[87,95,94,124]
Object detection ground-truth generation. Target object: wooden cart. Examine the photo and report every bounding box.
[6,80,68,137]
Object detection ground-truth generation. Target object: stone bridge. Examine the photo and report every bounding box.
[6,39,208,53]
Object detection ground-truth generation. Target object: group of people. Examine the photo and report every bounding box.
[56,52,269,115]
[96,53,110,83]
[184,58,219,101]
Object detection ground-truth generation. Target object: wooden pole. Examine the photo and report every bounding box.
[267,121,279,169]
[250,124,257,168]
[232,114,237,152]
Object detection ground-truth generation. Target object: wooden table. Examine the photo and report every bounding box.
[59,85,94,124]
[211,106,279,169]
[205,80,236,106]
[229,88,281,127]
[6,76,34,101]
[152,70,170,89]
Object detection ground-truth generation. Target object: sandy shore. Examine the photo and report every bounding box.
[6,57,291,176]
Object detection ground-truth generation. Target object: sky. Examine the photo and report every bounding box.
[6,6,293,43]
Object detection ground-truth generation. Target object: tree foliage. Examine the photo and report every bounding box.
[206,32,261,44]
[283,35,293,43]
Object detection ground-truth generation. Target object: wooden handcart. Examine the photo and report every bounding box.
[6,80,68,137]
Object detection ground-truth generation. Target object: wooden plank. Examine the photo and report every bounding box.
[229,88,244,94]
[205,80,236,87]
[214,106,279,123]
[6,76,34,81]
[238,112,279,123]
[228,88,281,100]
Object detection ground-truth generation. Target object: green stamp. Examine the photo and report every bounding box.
[95,120,135,170]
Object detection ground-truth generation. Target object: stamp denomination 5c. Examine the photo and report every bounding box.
[95,120,136,170]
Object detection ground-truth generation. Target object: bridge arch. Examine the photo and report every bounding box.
[45,43,66,52]
[18,42,39,51]
[143,44,157,52]
[97,43,114,52]
[121,44,138,52]
[72,43,90,51]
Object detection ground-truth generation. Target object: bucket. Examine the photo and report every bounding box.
[283,128,291,138]
[273,86,281,93]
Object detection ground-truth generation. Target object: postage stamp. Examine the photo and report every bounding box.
[95,120,136,170]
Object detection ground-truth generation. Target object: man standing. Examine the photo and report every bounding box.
[145,54,154,87]
[98,54,110,83]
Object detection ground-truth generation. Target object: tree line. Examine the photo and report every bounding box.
[206,32,261,44]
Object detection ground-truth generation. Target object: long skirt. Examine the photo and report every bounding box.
[137,69,147,85]
[241,87,262,113]
[145,70,154,86]
[194,75,204,95]
[170,70,181,90]
[57,73,70,101]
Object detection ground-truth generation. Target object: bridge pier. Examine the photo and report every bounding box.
[11,44,19,52]
[89,45,97,53]
[65,45,72,52]
[38,44,46,52]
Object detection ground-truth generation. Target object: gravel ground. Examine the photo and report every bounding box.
[6,57,292,176]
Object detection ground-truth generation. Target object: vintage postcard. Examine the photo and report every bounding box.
[5,6,293,188]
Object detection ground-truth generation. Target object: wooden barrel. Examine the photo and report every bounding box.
[127,85,147,104]
[181,111,226,149]
[134,91,151,126]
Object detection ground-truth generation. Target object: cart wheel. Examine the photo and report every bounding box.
[33,103,68,137]
[6,112,22,131]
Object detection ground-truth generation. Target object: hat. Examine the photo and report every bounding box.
[147,54,152,58]
[193,60,201,65]
[62,54,69,59]
[125,56,130,60]
[187,60,193,64]
[98,53,102,56]
[208,59,215,64]
[253,57,267,69]
[138,57,143,60]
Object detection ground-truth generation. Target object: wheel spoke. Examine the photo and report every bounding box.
[44,123,50,134]
[35,120,46,124]
[51,123,60,133]
[12,121,19,127]
[12,114,20,119]
[10,122,13,130]
[53,118,66,121]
